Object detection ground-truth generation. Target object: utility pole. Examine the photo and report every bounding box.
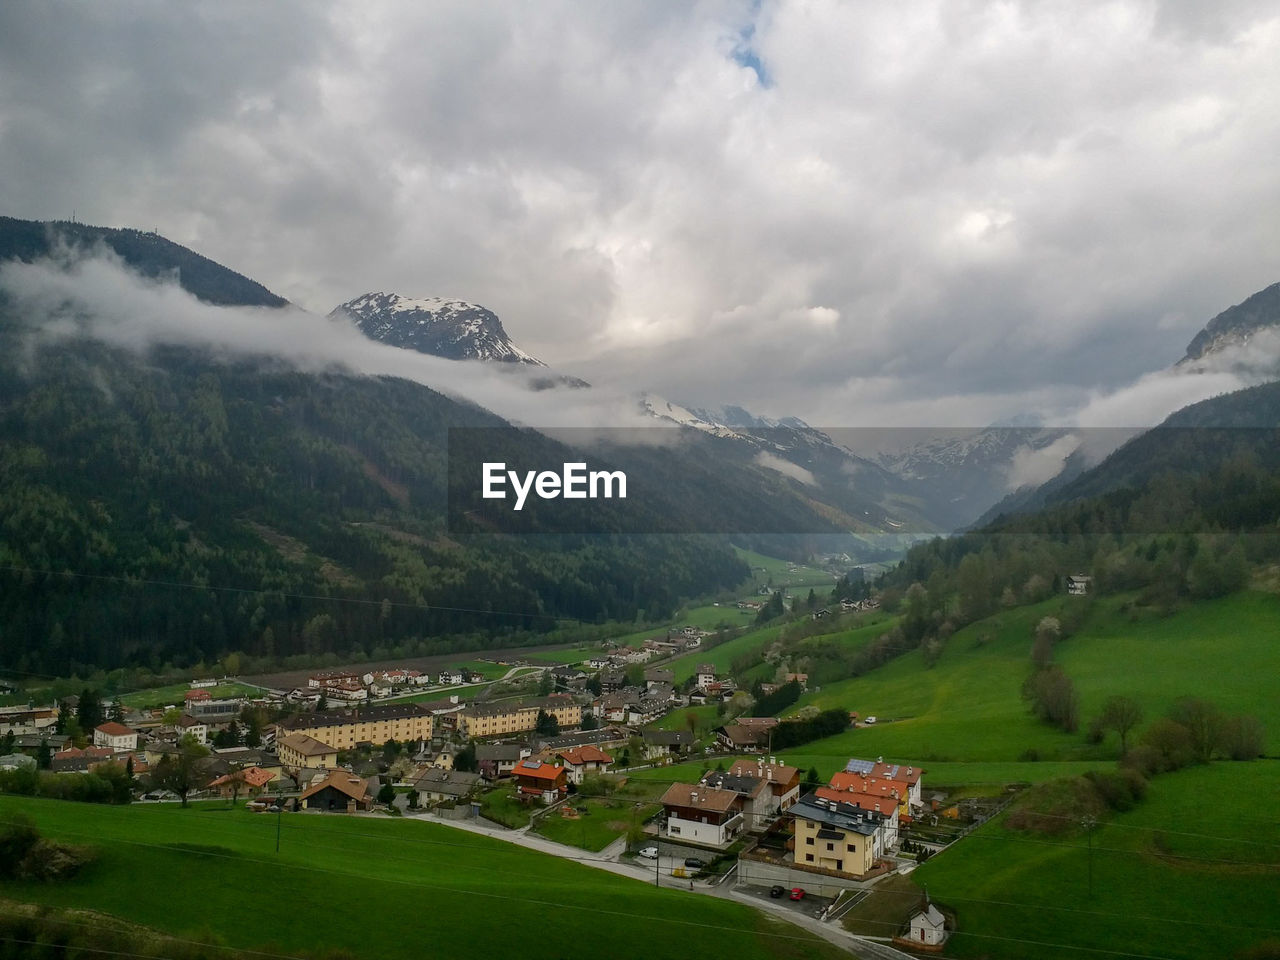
[1082,816,1096,898]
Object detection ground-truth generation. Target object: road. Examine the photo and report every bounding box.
[389,808,915,959]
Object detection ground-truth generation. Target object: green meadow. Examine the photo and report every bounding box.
[119,681,261,710]
[782,591,1280,775]
[0,796,844,960]
[911,759,1280,960]
[665,623,785,683]
[533,798,661,851]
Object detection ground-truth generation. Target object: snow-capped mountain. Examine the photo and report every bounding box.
[330,292,545,364]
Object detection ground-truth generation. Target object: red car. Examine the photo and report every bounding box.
[789,888,805,901]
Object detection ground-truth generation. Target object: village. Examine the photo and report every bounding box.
[1,600,964,954]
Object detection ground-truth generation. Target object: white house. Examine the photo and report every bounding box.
[659,783,744,847]
[694,664,717,691]
[906,901,947,947]
[93,721,138,752]
[1067,575,1092,596]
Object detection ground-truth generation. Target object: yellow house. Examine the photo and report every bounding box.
[458,696,582,739]
[278,703,433,752]
[277,732,340,771]
[788,794,883,878]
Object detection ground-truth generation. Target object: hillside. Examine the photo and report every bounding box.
[1180,278,1280,363]
[0,797,845,960]
[0,216,287,308]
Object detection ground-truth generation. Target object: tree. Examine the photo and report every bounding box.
[36,740,52,770]
[535,709,560,737]
[107,700,125,723]
[1169,698,1224,764]
[1023,666,1078,732]
[152,741,209,807]
[161,707,183,727]
[1030,617,1061,668]
[1097,695,1143,753]
[623,664,646,689]
[377,782,396,806]
[454,742,478,773]
[537,669,553,697]
[580,713,599,731]
[76,689,103,735]
[805,767,821,789]
[1220,715,1265,761]
[316,692,329,713]
[0,730,14,755]
[406,788,420,810]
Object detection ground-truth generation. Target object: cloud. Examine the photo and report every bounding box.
[753,450,817,486]
[2,2,1279,426]
[1005,434,1082,491]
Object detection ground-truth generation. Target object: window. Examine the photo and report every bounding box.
[847,843,857,852]
[826,842,834,851]
[805,853,814,862]
[805,836,814,845]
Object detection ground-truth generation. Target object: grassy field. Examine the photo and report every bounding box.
[533,798,660,851]
[665,623,786,683]
[647,704,721,734]
[519,646,598,664]
[399,683,490,704]
[911,759,1280,960]
[0,796,845,960]
[119,681,261,709]
[778,591,1280,776]
[734,548,836,591]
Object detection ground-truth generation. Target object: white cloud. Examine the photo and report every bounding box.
[1,1,1278,426]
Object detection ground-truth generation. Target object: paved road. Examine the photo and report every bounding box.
[393,809,913,958]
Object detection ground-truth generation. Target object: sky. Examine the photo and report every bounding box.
[1,0,1278,427]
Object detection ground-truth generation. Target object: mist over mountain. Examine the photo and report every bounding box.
[1179,280,1280,366]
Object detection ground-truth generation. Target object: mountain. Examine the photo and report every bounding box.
[0,215,287,308]
[1179,280,1280,364]
[330,292,545,364]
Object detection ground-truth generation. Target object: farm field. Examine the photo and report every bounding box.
[735,547,836,590]
[0,796,844,960]
[911,759,1280,960]
[781,591,1280,773]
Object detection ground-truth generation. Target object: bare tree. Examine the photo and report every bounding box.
[1098,696,1143,753]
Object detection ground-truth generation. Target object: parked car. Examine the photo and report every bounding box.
[638,846,659,859]
[863,716,878,724]
[684,857,706,870]
[769,885,786,899]
[789,888,805,901]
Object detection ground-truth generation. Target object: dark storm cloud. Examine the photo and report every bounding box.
[1,1,1278,428]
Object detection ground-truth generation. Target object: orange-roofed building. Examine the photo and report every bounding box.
[554,745,613,784]
[512,759,567,804]
[93,722,138,752]
[815,785,902,847]
[207,766,277,800]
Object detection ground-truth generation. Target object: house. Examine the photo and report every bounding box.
[642,729,694,760]
[298,769,376,812]
[184,689,212,704]
[178,714,208,746]
[1067,575,1092,596]
[458,696,582,739]
[599,667,626,694]
[787,792,886,878]
[0,753,36,772]
[93,722,138,752]
[728,758,801,813]
[207,766,276,799]
[277,732,340,771]
[0,707,58,738]
[511,759,567,804]
[841,758,924,809]
[699,771,771,832]
[816,785,900,849]
[900,899,948,950]
[475,742,530,780]
[413,767,482,803]
[50,745,118,772]
[658,782,745,847]
[437,669,464,685]
[695,664,718,691]
[714,717,778,752]
[555,745,613,784]
[278,703,434,751]
[644,668,674,690]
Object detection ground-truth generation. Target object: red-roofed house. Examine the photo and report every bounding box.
[815,785,901,848]
[554,745,613,784]
[93,722,138,752]
[207,766,277,800]
[184,689,212,703]
[512,759,567,804]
